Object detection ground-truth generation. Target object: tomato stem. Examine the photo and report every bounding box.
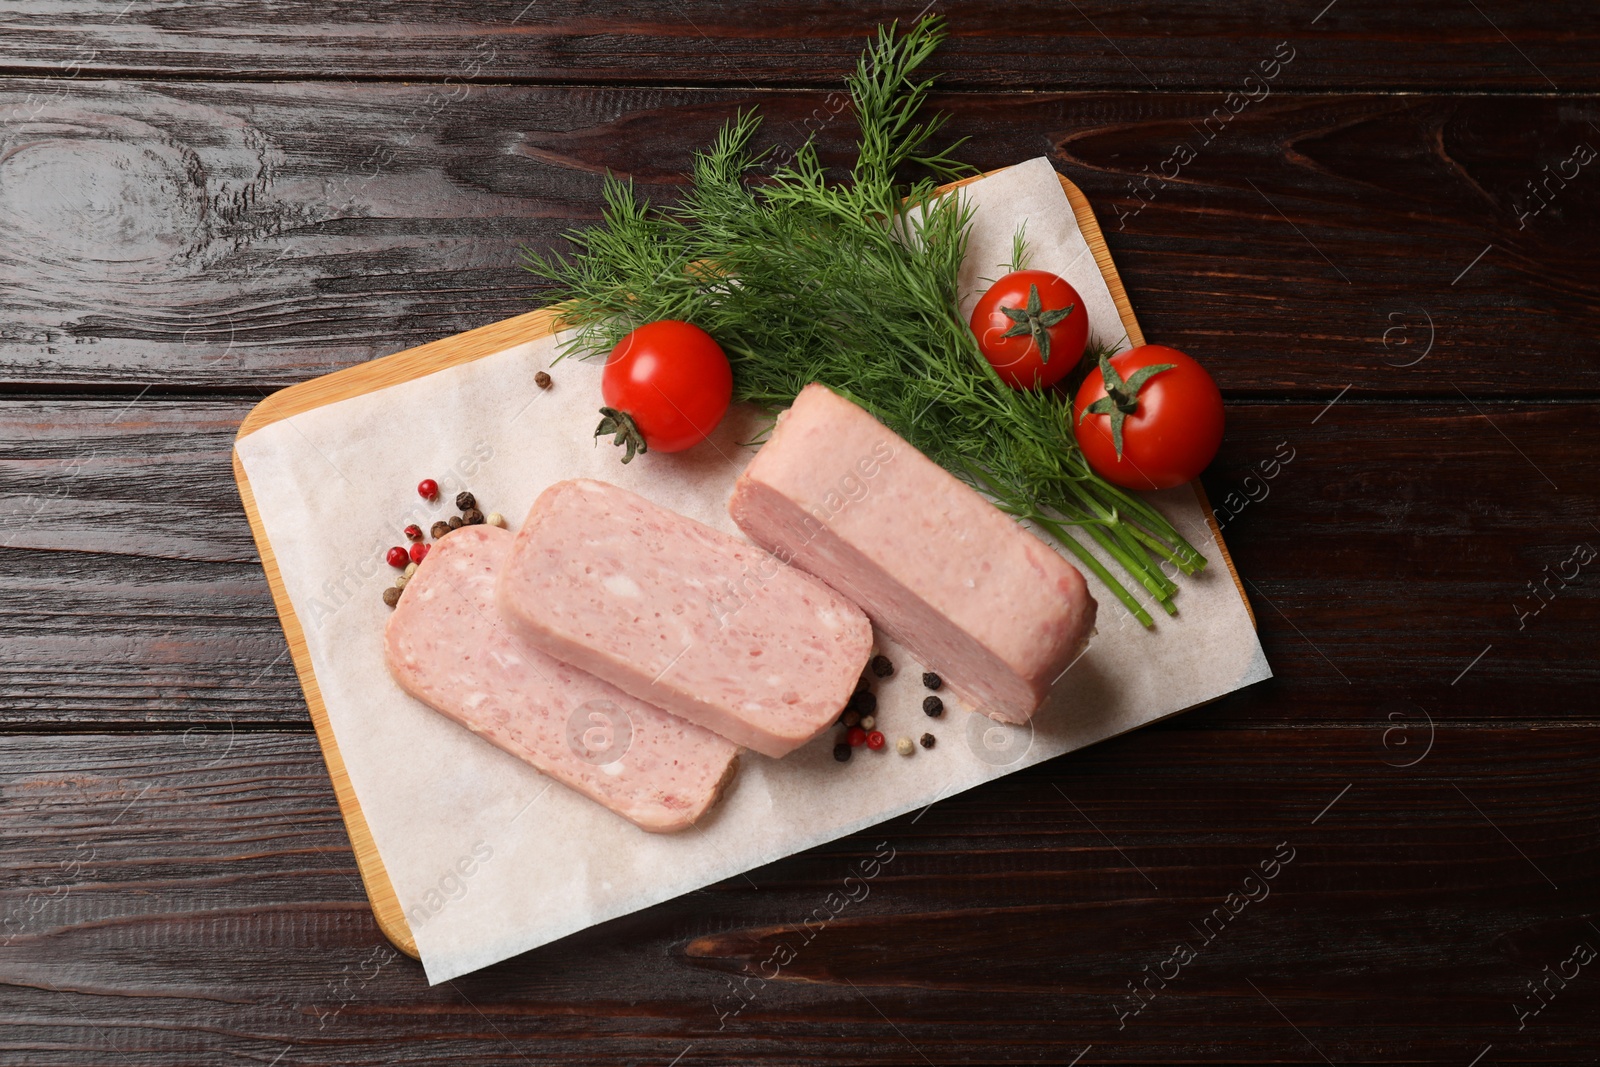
[594,406,649,464]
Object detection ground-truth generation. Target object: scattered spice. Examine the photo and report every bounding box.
[395,574,409,590]
[870,655,894,678]
[895,736,914,756]
[833,742,852,762]
[448,515,464,530]
[430,521,452,540]
[846,727,867,747]
[383,586,401,608]
[866,730,886,750]
[920,732,936,749]
[385,546,409,569]
[487,512,507,528]
[417,478,439,501]
[840,709,860,728]
[535,371,552,389]
[922,672,942,690]
[409,542,430,564]
[403,562,418,578]
[404,524,423,543]
[462,508,485,525]
[923,695,943,717]
[859,714,875,731]
[456,491,476,511]
[847,690,876,716]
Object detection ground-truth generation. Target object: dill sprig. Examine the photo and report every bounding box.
[524,17,1204,626]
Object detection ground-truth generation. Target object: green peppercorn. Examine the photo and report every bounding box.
[919,733,936,749]
[870,655,893,678]
[922,672,942,690]
[833,743,852,763]
[923,695,943,717]
[382,586,401,608]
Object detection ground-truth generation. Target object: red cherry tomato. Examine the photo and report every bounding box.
[969,270,1089,390]
[1072,345,1224,490]
[596,320,732,462]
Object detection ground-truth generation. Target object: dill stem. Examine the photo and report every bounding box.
[1030,513,1155,628]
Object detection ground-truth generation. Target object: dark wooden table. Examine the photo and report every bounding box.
[3,4,1597,1064]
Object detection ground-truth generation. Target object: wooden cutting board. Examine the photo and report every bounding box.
[232,170,1253,959]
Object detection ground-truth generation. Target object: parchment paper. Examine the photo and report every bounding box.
[234,157,1271,983]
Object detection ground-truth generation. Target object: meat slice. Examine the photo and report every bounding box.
[384,524,738,833]
[496,479,872,759]
[728,383,1097,724]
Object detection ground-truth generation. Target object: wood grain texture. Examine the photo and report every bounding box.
[3,398,1594,726]
[2,81,1598,395]
[1,1,1596,91]
[0,727,1593,1065]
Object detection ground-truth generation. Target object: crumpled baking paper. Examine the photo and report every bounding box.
[234,157,1271,983]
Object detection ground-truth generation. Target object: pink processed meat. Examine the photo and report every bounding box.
[497,479,872,759]
[728,383,1097,724]
[384,524,738,833]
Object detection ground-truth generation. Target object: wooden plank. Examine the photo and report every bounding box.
[1,1,1596,91]
[1,81,1597,395]
[0,727,1594,1064]
[2,397,1595,726]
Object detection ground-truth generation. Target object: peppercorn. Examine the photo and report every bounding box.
[417,478,439,500]
[840,709,860,728]
[870,655,893,678]
[846,727,867,747]
[403,562,417,578]
[859,715,875,731]
[535,371,552,389]
[404,524,423,543]
[462,508,485,525]
[431,521,452,539]
[922,672,942,690]
[385,546,408,569]
[487,512,506,528]
[847,689,877,715]
[865,730,886,750]
[455,491,476,511]
[395,574,409,590]
[409,542,429,564]
[833,742,852,763]
[383,586,401,608]
[895,736,914,756]
[920,733,936,749]
[448,515,463,530]
[923,695,943,717]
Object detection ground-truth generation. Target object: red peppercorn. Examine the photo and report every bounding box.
[385,546,408,568]
[404,524,423,542]
[417,478,439,500]
[866,730,885,750]
[846,727,867,747]
[409,542,429,564]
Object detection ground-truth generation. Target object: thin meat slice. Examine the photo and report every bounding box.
[384,524,738,833]
[497,479,872,759]
[728,383,1097,724]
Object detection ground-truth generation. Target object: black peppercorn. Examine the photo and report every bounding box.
[535,371,552,389]
[430,521,452,540]
[922,695,943,717]
[847,689,877,716]
[840,709,861,728]
[462,508,485,525]
[919,733,936,749]
[448,515,464,530]
[833,743,852,763]
[922,671,942,690]
[870,654,893,678]
[382,586,401,608]
[456,491,476,511]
